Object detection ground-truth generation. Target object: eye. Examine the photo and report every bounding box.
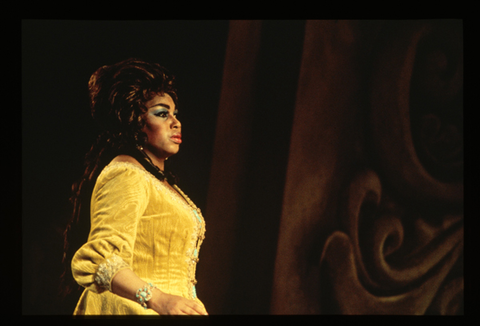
[153,109,169,119]
[155,112,168,118]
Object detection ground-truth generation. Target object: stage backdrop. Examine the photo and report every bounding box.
[22,20,463,315]
[197,20,463,315]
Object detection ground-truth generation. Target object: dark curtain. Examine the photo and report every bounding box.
[197,20,463,315]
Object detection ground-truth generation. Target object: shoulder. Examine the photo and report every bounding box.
[97,155,148,184]
[92,157,152,202]
[110,154,144,167]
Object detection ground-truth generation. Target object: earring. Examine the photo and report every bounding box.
[134,132,143,150]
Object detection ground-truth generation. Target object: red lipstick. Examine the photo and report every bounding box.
[171,133,182,144]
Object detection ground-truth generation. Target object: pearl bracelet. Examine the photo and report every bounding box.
[135,283,156,309]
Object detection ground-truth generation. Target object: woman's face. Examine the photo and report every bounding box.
[141,93,181,164]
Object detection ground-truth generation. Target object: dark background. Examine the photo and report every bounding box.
[22,20,230,315]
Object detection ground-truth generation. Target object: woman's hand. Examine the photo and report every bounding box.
[111,269,208,315]
[148,288,208,315]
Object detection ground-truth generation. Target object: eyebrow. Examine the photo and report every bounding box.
[148,103,170,110]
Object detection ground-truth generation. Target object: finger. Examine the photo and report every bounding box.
[191,303,208,315]
[179,306,198,315]
[172,307,188,315]
[183,303,206,315]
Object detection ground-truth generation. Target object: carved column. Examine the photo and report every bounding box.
[196,20,263,314]
[197,20,305,314]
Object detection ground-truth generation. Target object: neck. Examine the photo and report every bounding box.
[141,148,166,171]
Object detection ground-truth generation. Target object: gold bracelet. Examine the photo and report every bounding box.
[135,283,156,309]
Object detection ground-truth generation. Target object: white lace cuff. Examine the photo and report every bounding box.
[94,254,130,292]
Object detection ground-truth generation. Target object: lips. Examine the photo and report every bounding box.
[170,133,182,144]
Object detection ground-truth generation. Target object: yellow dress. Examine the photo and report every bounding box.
[71,161,206,315]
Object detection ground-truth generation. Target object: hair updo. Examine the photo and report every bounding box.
[88,58,178,147]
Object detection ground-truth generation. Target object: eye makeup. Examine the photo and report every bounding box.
[151,107,179,119]
[152,107,170,119]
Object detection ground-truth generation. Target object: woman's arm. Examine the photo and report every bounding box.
[111,268,208,315]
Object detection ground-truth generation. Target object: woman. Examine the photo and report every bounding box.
[62,58,207,315]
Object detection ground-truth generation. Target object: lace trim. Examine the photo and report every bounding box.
[172,185,206,299]
[95,254,130,291]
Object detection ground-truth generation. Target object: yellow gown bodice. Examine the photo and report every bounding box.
[71,161,206,315]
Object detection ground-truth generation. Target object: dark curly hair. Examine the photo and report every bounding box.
[60,58,178,297]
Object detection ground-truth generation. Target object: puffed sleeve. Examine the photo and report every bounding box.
[71,163,150,294]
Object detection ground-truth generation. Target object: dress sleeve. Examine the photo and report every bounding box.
[71,164,150,294]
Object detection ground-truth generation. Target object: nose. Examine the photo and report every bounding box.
[171,115,181,129]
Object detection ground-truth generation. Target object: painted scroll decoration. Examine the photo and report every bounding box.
[319,21,463,315]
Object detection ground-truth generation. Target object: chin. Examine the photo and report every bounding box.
[165,151,179,159]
